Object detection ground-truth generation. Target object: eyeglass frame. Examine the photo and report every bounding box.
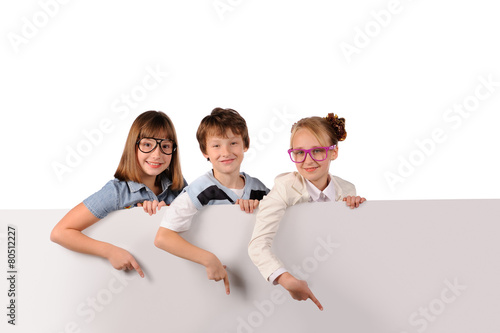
[136,137,177,155]
[287,145,336,163]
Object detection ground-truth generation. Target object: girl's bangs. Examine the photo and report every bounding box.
[139,122,173,141]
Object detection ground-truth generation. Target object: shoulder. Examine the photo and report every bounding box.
[331,175,355,188]
[241,172,269,190]
[88,178,145,203]
[185,171,217,191]
[264,172,307,204]
[83,179,125,219]
[182,171,220,209]
[273,172,304,189]
[274,172,299,182]
[94,179,127,194]
[330,175,356,196]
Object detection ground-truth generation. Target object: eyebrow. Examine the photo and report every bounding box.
[207,135,240,141]
[292,145,323,149]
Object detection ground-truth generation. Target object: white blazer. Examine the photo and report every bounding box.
[248,171,356,280]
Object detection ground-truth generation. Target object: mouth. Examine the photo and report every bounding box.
[146,161,163,169]
[303,166,319,172]
[220,158,235,165]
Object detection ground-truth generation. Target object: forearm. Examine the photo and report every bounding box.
[154,227,216,267]
[50,202,113,259]
[248,192,288,279]
[51,228,114,259]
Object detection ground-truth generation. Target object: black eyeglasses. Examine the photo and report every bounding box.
[136,138,177,155]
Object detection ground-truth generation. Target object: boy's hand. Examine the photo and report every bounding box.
[343,196,366,209]
[205,255,230,295]
[236,199,259,213]
[137,200,166,215]
[106,245,144,278]
[277,272,323,310]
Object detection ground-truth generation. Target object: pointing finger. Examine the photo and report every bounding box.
[223,274,230,295]
[131,258,144,278]
[309,291,323,311]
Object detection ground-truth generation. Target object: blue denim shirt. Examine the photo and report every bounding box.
[83,175,186,219]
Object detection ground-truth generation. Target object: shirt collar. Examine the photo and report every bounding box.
[126,174,172,193]
[127,180,145,193]
[305,175,336,202]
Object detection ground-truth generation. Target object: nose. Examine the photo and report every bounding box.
[303,151,315,164]
[221,143,230,156]
[150,144,162,157]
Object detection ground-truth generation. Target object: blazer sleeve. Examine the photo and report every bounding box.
[248,174,294,280]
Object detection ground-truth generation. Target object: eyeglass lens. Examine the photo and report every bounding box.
[138,138,174,154]
[290,148,328,162]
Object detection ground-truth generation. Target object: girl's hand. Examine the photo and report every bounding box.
[277,272,323,310]
[137,200,166,215]
[205,255,230,295]
[106,245,144,278]
[236,199,259,213]
[343,196,366,209]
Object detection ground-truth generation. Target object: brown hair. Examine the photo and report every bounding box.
[290,113,346,148]
[196,107,250,154]
[114,111,184,190]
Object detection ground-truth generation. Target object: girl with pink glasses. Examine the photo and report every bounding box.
[248,113,366,310]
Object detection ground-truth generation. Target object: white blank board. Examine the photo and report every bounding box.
[0,200,499,332]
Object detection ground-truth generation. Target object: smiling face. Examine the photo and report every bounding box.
[203,129,248,185]
[136,136,172,184]
[291,128,338,191]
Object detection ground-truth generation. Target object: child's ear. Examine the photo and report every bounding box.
[202,152,210,161]
[331,146,338,160]
[244,146,249,153]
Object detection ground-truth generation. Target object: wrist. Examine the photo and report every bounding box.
[200,251,218,268]
[276,272,293,286]
[99,242,116,260]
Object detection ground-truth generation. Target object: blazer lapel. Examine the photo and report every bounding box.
[330,174,344,201]
[290,172,309,205]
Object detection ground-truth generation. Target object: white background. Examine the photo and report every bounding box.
[1,0,499,209]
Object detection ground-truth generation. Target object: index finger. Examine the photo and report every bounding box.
[131,258,145,278]
[223,268,230,295]
[345,196,353,208]
[157,201,167,210]
[151,200,160,215]
[309,291,323,311]
[243,200,252,213]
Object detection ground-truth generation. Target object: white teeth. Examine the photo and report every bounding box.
[148,162,161,166]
